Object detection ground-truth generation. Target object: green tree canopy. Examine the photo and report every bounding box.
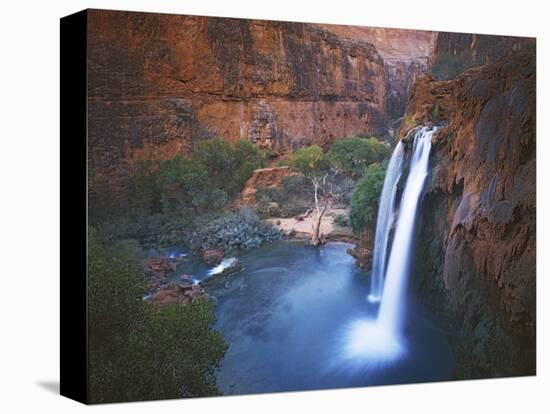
[156,155,214,212]
[88,228,227,403]
[192,138,267,196]
[327,137,389,177]
[288,145,330,178]
[349,162,387,234]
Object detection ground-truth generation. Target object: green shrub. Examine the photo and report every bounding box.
[88,228,227,403]
[156,155,213,212]
[403,113,416,130]
[349,163,386,234]
[332,176,357,204]
[334,213,349,227]
[89,173,122,225]
[127,160,161,215]
[430,102,441,123]
[327,137,389,177]
[255,174,310,218]
[193,138,266,197]
[288,145,330,177]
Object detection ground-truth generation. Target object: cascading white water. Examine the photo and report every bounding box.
[377,126,437,337]
[368,140,405,303]
[342,126,436,362]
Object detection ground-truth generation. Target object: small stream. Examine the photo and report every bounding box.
[165,241,454,395]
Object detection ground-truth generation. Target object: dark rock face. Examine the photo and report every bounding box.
[385,58,429,120]
[403,42,536,378]
[87,9,388,195]
[429,32,531,79]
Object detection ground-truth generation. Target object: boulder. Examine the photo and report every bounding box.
[347,246,372,270]
[150,283,179,306]
[149,281,206,306]
[143,257,176,278]
[202,248,224,265]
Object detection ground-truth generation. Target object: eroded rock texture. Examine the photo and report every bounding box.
[429,32,531,79]
[402,41,536,378]
[87,9,388,194]
[237,166,294,205]
[319,25,435,121]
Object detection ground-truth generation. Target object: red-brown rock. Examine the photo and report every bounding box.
[202,248,224,265]
[237,166,295,205]
[143,257,176,279]
[400,41,536,378]
[86,9,389,198]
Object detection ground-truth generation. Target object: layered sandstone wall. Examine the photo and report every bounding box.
[401,41,536,378]
[87,9,388,194]
[319,25,435,121]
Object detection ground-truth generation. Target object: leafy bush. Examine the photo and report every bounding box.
[331,176,357,205]
[89,173,122,224]
[403,113,416,130]
[255,174,310,218]
[288,145,330,178]
[430,102,441,123]
[349,163,386,234]
[127,160,161,215]
[88,228,227,403]
[334,213,349,227]
[327,137,389,177]
[193,138,266,197]
[156,155,215,213]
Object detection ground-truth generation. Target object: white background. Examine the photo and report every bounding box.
[0,0,547,412]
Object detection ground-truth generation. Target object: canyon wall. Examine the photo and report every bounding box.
[429,32,530,80]
[319,25,435,121]
[402,39,536,378]
[87,9,388,194]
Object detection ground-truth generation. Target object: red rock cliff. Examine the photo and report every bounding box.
[402,40,536,378]
[319,25,435,121]
[87,9,388,193]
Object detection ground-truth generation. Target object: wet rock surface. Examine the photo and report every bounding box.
[401,41,536,378]
[149,282,207,306]
[346,246,372,270]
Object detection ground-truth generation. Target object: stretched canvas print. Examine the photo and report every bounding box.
[60,8,536,404]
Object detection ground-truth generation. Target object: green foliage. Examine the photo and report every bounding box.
[192,139,236,187]
[256,174,310,218]
[234,139,268,168]
[332,176,356,204]
[89,173,122,224]
[156,155,215,212]
[88,228,227,403]
[349,163,387,234]
[327,137,389,177]
[192,138,266,197]
[127,160,161,215]
[288,145,330,178]
[334,213,349,227]
[403,113,416,130]
[430,102,441,123]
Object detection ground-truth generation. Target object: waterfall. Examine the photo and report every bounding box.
[342,126,436,362]
[377,126,437,337]
[368,140,405,303]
